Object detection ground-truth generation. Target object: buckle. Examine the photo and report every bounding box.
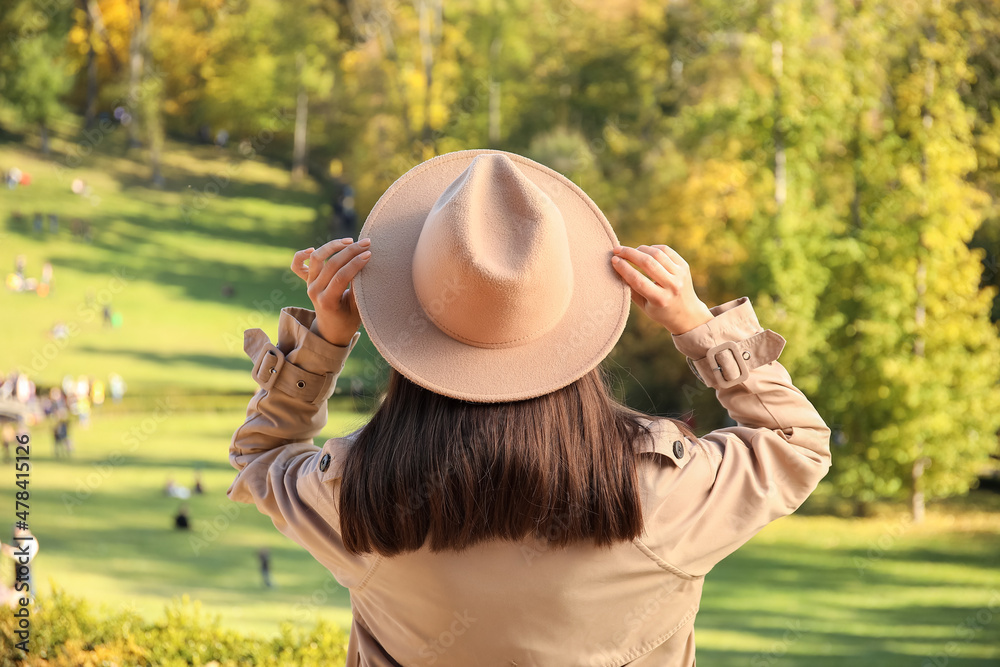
[704,340,749,389]
[251,345,284,391]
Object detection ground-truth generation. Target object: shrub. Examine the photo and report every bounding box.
[0,586,348,666]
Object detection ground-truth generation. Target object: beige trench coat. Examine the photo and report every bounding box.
[228,297,831,666]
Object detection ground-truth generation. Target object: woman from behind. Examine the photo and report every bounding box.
[228,150,831,666]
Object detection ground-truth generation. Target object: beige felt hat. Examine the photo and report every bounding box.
[352,149,629,403]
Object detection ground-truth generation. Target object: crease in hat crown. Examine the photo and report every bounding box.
[411,153,574,349]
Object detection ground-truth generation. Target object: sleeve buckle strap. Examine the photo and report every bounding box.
[688,330,786,389]
[705,340,750,389]
[251,343,285,392]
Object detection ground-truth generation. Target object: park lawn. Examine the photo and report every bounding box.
[23,406,373,638]
[16,404,1000,663]
[697,496,1000,666]
[0,137,384,397]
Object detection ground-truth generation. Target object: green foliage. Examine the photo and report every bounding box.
[0,0,74,134]
[2,0,999,510]
[0,587,348,666]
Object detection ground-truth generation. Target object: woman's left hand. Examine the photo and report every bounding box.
[290,237,371,346]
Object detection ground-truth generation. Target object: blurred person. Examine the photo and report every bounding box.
[90,378,105,406]
[173,504,191,530]
[75,394,91,430]
[0,421,14,464]
[108,373,127,403]
[74,376,92,429]
[52,417,71,458]
[258,548,273,588]
[61,374,75,399]
[164,478,191,500]
[193,470,205,495]
[14,373,33,404]
[227,151,831,665]
[5,167,21,189]
[75,376,91,402]
[50,321,69,340]
[48,387,71,458]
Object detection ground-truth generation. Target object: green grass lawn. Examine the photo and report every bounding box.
[0,128,384,397]
[1,127,998,665]
[23,407,370,638]
[18,406,1000,663]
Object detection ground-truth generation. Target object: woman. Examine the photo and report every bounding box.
[228,150,830,666]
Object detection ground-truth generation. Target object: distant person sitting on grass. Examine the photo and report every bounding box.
[227,151,831,665]
[174,504,191,530]
[164,478,191,500]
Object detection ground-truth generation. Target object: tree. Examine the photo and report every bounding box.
[0,0,75,154]
[817,0,1000,517]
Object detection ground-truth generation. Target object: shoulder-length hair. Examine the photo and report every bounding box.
[339,367,675,556]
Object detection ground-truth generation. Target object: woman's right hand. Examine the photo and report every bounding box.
[290,237,371,346]
[611,244,714,335]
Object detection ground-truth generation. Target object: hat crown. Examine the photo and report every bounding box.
[412,154,574,349]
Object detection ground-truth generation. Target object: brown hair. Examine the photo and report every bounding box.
[339,367,676,556]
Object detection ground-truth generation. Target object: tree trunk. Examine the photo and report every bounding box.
[292,84,309,181]
[82,0,99,130]
[85,40,98,130]
[911,0,939,524]
[39,123,50,156]
[771,38,786,210]
[127,0,146,148]
[418,0,441,149]
[488,36,502,146]
[911,458,926,524]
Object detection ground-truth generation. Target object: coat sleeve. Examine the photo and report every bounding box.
[641,297,832,577]
[227,306,370,585]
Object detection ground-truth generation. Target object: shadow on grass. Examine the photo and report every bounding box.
[697,539,1000,666]
[75,345,249,373]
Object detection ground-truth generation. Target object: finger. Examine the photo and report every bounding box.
[615,246,678,287]
[636,245,683,276]
[327,249,372,297]
[311,240,370,293]
[612,255,664,302]
[291,248,314,282]
[652,244,688,268]
[308,237,354,282]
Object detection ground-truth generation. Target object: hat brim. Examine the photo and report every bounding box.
[353,149,630,403]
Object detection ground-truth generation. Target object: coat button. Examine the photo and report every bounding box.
[319,453,331,472]
[672,440,685,459]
